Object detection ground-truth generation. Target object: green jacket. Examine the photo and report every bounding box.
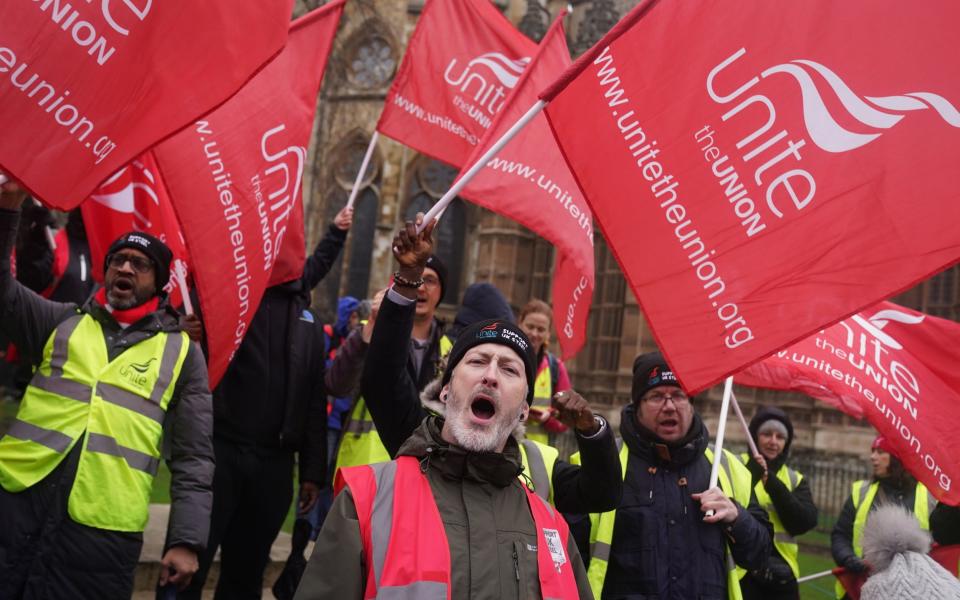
[296,416,593,599]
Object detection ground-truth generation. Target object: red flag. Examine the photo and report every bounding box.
[0,0,294,209]
[153,2,345,387]
[376,0,536,167]
[459,17,593,359]
[81,152,190,308]
[541,0,960,393]
[737,302,960,505]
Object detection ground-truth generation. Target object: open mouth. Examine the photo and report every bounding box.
[470,397,496,421]
[659,418,679,429]
[113,278,134,293]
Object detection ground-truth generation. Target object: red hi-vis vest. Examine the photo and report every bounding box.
[336,455,579,600]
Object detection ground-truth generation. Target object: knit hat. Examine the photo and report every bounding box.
[749,406,795,457]
[872,435,899,458]
[105,231,173,291]
[424,254,447,305]
[631,351,681,401]
[441,318,536,404]
[860,505,960,599]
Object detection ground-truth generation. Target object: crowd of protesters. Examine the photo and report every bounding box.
[0,177,959,600]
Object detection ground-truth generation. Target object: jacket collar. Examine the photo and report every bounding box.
[397,416,524,488]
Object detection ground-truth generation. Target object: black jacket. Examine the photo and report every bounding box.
[360,292,623,515]
[211,224,346,484]
[831,474,921,571]
[596,404,773,600]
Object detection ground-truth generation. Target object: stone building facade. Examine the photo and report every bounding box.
[294,0,960,457]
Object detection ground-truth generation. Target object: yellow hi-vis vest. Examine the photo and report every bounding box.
[335,335,454,473]
[572,443,753,600]
[740,454,803,578]
[834,479,934,598]
[518,438,558,504]
[525,364,554,446]
[0,313,188,532]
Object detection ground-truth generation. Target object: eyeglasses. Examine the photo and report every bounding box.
[108,253,153,274]
[422,275,440,288]
[642,391,690,406]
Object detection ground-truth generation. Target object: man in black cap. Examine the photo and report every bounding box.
[0,182,214,598]
[573,351,772,600]
[296,316,591,599]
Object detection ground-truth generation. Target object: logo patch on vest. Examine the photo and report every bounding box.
[542,528,566,572]
[119,358,154,388]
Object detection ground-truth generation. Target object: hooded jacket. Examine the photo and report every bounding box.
[593,403,772,600]
[444,282,515,343]
[294,416,593,599]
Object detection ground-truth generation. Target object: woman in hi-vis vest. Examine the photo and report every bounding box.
[517,299,571,446]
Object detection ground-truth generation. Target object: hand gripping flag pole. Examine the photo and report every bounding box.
[345,131,379,210]
[705,375,735,516]
[417,100,547,233]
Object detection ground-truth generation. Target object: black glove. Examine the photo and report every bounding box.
[745,456,766,482]
[842,556,868,574]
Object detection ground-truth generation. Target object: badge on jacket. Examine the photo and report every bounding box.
[542,528,566,572]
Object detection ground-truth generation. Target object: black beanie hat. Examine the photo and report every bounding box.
[632,351,682,401]
[441,318,537,404]
[424,254,447,305]
[105,231,173,292]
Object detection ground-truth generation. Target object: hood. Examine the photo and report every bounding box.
[334,296,360,338]
[446,282,514,341]
[749,405,794,458]
[620,402,709,468]
[397,415,524,488]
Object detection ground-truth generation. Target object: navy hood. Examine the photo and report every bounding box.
[446,282,514,342]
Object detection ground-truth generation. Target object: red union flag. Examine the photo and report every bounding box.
[460,17,593,359]
[81,152,190,307]
[377,0,536,167]
[0,0,293,209]
[542,0,960,392]
[153,2,345,387]
[736,302,960,504]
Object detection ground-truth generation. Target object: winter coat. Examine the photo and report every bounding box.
[593,404,772,600]
[360,292,623,514]
[0,206,214,596]
[211,224,345,484]
[294,416,593,599]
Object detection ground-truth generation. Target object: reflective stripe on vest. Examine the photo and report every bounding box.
[0,314,188,532]
[526,362,554,445]
[338,456,579,599]
[519,438,558,505]
[334,396,391,473]
[740,454,803,578]
[577,442,751,600]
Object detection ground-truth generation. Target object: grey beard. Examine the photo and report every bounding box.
[106,288,152,310]
[445,392,522,453]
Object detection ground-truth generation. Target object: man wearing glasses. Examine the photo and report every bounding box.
[574,351,771,600]
[0,182,213,599]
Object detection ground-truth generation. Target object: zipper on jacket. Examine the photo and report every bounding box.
[513,544,521,582]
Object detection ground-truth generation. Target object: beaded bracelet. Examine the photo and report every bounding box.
[393,271,424,288]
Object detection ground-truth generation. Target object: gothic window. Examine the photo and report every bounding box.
[584,236,625,372]
[924,265,959,321]
[345,28,397,90]
[404,158,466,304]
[320,133,382,314]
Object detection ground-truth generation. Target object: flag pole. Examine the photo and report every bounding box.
[708,376,735,489]
[730,391,760,458]
[796,569,837,584]
[0,174,8,186]
[175,264,194,315]
[417,99,547,232]
[346,131,379,210]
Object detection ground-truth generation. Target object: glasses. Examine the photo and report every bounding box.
[422,275,440,288]
[643,391,690,406]
[108,253,153,274]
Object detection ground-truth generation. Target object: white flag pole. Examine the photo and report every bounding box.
[730,391,760,458]
[0,174,8,186]
[796,569,836,584]
[346,131,379,210]
[417,99,547,233]
[708,376,736,489]
[175,264,194,315]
